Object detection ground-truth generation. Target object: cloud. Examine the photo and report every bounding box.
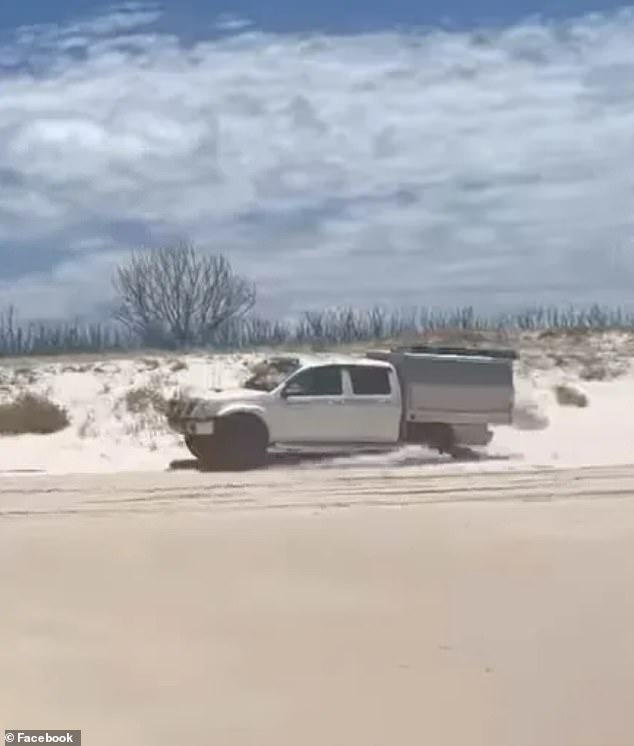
[1,5,634,318]
[214,14,253,32]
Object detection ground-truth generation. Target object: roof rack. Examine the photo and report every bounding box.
[391,345,518,360]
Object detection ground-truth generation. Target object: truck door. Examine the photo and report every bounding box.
[275,365,361,443]
[341,365,401,443]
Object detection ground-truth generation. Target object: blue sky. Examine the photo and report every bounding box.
[1,1,634,319]
[0,0,629,33]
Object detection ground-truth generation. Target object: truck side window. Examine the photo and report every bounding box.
[348,366,391,395]
[284,366,343,396]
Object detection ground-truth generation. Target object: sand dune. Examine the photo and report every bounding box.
[0,334,632,475]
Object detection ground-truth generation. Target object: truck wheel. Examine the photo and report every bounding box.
[185,435,212,461]
[209,414,269,471]
[428,423,456,456]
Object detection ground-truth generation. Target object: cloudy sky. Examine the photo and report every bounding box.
[1,0,633,319]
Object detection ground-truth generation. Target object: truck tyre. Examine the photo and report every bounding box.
[215,414,269,470]
[428,423,456,456]
[184,435,210,461]
[191,414,268,471]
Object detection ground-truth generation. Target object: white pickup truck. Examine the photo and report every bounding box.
[166,345,517,470]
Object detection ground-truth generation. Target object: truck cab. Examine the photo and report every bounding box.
[169,358,403,452]
[270,360,402,445]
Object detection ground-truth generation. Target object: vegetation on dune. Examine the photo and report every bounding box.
[122,383,168,416]
[1,302,633,358]
[0,393,70,435]
[1,243,633,358]
[554,384,590,408]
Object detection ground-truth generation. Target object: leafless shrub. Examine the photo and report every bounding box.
[0,393,70,435]
[0,304,132,356]
[112,242,256,347]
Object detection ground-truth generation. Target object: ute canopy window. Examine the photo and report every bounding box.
[348,366,391,395]
[284,366,343,396]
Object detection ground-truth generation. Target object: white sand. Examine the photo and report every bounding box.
[1,465,634,746]
[0,352,253,474]
[0,345,632,475]
[2,340,634,744]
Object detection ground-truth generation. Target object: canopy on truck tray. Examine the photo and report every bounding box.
[365,345,515,425]
[388,345,518,360]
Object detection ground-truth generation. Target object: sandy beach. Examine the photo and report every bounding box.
[1,464,634,746]
[1,339,634,744]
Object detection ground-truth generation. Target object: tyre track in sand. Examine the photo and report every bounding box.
[1,462,634,519]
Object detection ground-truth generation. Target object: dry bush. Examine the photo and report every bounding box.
[554,384,589,408]
[140,358,160,371]
[579,362,609,381]
[578,358,627,382]
[0,392,70,435]
[119,378,173,440]
[170,359,188,372]
[123,384,167,415]
[164,388,196,431]
[538,327,594,342]
[12,367,38,385]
